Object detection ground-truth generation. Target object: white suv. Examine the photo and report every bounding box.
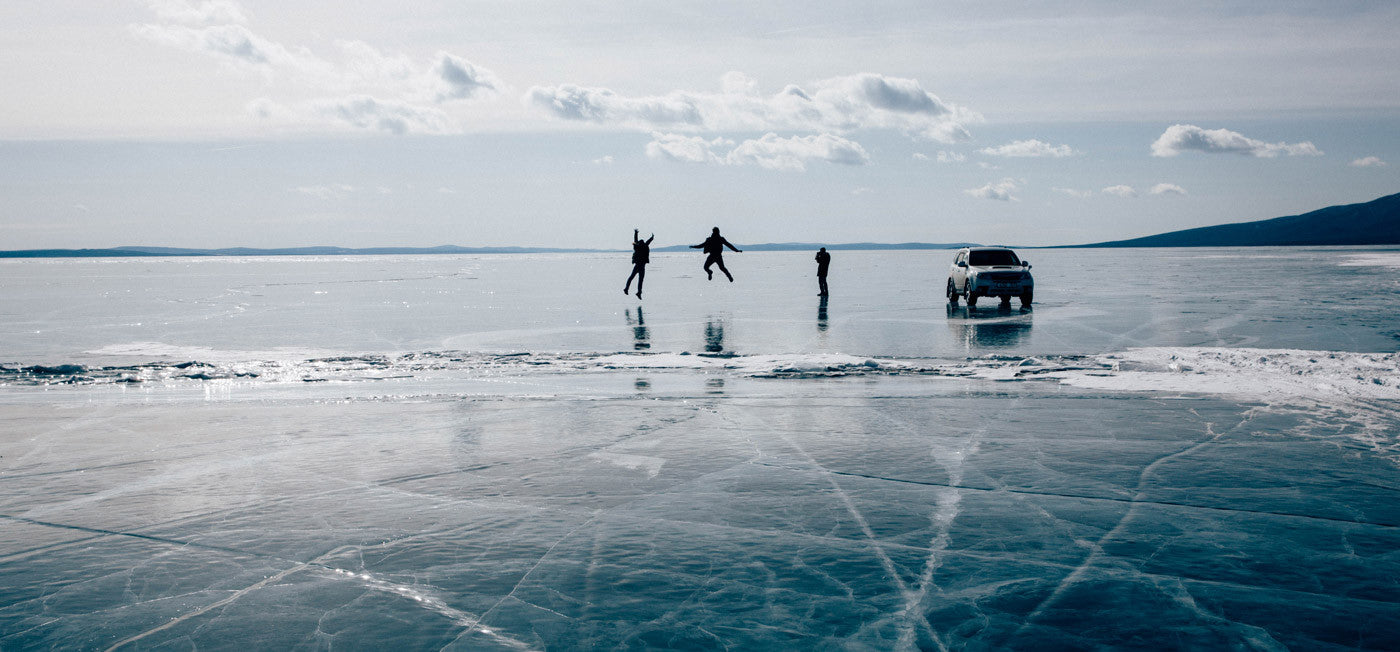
[947,247,1033,307]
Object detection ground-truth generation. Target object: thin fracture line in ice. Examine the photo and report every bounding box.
[892,413,982,650]
[319,567,536,650]
[0,512,537,650]
[1009,417,1242,641]
[731,408,948,652]
[103,548,337,652]
[747,463,1400,529]
[1151,576,1287,651]
[448,514,600,649]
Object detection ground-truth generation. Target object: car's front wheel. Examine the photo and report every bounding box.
[946,279,959,305]
[965,285,978,307]
[1021,290,1033,307]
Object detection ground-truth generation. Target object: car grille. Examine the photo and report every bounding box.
[983,271,1025,281]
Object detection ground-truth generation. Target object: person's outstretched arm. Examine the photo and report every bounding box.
[645,234,655,245]
[724,238,741,253]
[689,242,703,248]
[633,228,640,244]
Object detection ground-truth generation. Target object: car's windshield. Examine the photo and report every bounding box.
[968,250,1021,266]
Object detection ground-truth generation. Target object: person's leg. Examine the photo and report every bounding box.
[625,265,640,294]
[704,256,715,280]
[819,275,828,295]
[717,258,733,282]
[636,267,645,298]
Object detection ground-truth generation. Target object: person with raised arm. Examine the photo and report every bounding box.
[690,227,742,282]
[624,228,655,299]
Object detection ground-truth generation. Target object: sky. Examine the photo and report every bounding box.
[2,0,1398,249]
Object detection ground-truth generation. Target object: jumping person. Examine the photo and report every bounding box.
[814,247,831,296]
[624,228,654,298]
[690,227,742,282]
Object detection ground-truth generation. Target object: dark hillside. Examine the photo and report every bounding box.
[1075,192,1400,247]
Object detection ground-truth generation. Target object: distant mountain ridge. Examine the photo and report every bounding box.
[1073,192,1400,248]
[0,242,977,258]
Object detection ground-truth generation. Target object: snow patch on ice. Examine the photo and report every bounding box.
[9,345,1399,406]
[1339,252,1400,269]
[1049,347,1400,401]
[588,352,895,377]
[588,452,666,478]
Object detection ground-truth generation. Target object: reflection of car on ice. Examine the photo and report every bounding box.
[947,246,1033,308]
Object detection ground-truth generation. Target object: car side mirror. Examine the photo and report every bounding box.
[1022,261,1030,268]
[957,261,968,268]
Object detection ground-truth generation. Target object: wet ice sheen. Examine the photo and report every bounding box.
[1,248,1399,650]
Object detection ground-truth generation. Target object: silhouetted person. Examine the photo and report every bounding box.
[814,247,831,296]
[624,228,654,298]
[690,227,741,282]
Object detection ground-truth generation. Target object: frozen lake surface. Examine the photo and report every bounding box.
[1,248,1398,649]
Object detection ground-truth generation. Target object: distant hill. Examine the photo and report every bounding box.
[1074,192,1400,248]
[0,242,976,258]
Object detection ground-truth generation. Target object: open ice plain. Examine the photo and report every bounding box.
[1,248,1398,649]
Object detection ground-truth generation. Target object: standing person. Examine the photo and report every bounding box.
[690,227,742,282]
[624,229,654,298]
[814,247,831,296]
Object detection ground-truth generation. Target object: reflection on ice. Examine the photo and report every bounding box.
[704,317,726,354]
[946,303,1033,348]
[625,307,649,350]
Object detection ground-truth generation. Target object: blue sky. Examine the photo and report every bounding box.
[1,0,1397,248]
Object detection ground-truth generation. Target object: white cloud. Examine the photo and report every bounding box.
[977,161,1000,170]
[1149,183,1187,195]
[437,187,457,194]
[1350,156,1387,167]
[1151,124,1322,158]
[979,139,1076,158]
[428,52,502,102]
[1102,184,1137,197]
[526,72,980,143]
[645,133,730,164]
[1052,187,1093,198]
[131,23,328,75]
[134,4,500,135]
[250,96,457,135]
[334,40,416,84]
[144,0,246,25]
[965,178,1019,201]
[851,187,872,195]
[725,133,870,171]
[937,150,966,163]
[645,132,869,171]
[526,85,704,128]
[912,152,930,161]
[592,155,615,165]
